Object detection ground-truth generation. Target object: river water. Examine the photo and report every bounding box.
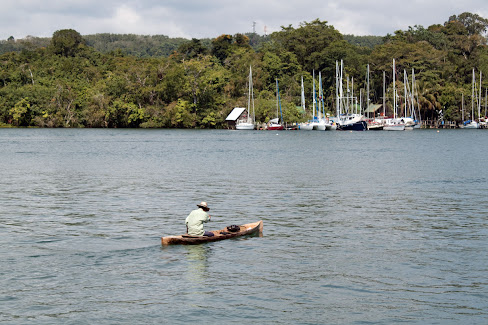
[1,128,487,324]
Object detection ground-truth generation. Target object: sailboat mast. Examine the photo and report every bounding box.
[462,93,465,122]
[404,70,408,118]
[383,71,386,117]
[479,71,482,120]
[340,60,344,115]
[312,71,316,119]
[319,71,324,119]
[411,68,415,119]
[393,59,396,119]
[277,78,284,124]
[351,77,355,114]
[276,78,279,122]
[472,68,475,122]
[367,64,370,119]
[335,61,339,118]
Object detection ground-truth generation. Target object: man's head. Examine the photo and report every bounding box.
[197,201,210,211]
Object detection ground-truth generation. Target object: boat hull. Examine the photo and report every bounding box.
[384,124,405,131]
[464,121,479,129]
[313,123,326,131]
[339,121,367,131]
[236,123,255,130]
[368,124,384,130]
[161,220,263,245]
[298,123,313,130]
[267,125,284,130]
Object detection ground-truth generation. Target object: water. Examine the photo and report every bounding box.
[1,128,487,324]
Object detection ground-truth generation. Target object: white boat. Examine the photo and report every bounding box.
[326,120,338,130]
[464,120,479,129]
[236,66,255,130]
[461,68,481,129]
[236,122,254,130]
[384,118,406,131]
[267,79,284,130]
[367,119,384,130]
[315,72,328,131]
[403,117,415,130]
[310,71,326,131]
[313,119,326,131]
[298,76,313,130]
[299,122,314,130]
[401,70,418,130]
[383,59,405,131]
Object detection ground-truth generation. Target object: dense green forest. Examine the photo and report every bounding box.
[0,12,487,128]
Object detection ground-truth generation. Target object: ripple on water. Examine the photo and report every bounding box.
[0,129,487,324]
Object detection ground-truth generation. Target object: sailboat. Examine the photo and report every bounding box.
[335,60,367,131]
[384,59,405,131]
[464,68,480,129]
[366,64,384,130]
[298,76,313,130]
[267,79,284,130]
[312,71,326,130]
[236,66,255,130]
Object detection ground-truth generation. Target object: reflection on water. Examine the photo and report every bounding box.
[185,245,210,285]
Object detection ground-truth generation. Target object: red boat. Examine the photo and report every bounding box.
[267,118,284,130]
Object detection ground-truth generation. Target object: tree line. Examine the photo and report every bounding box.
[0,12,487,128]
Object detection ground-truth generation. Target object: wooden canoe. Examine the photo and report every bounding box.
[161,220,263,245]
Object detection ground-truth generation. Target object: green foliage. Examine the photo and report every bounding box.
[343,35,385,48]
[176,38,209,60]
[51,29,84,57]
[10,97,30,126]
[84,34,188,57]
[271,19,344,72]
[0,13,487,128]
[166,99,194,128]
[450,12,488,37]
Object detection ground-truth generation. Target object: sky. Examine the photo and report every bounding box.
[1,0,487,40]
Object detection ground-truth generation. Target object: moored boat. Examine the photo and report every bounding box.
[267,118,284,130]
[298,122,314,130]
[236,66,255,130]
[267,79,284,130]
[337,114,367,131]
[161,220,263,245]
[383,118,406,131]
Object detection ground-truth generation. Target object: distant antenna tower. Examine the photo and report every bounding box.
[264,25,267,36]
[253,21,256,34]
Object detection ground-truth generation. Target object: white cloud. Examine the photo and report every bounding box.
[0,0,487,40]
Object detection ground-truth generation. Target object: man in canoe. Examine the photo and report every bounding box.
[185,201,214,237]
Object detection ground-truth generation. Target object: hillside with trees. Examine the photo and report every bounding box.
[0,12,487,128]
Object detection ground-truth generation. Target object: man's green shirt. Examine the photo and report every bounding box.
[185,208,210,236]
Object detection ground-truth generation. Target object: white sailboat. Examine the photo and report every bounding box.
[312,71,326,130]
[366,64,384,130]
[236,66,255,130]
[267,79,284,130]
[384,59,405,131]
[465,68,480,129]
[298,75,313,130]
[402,69,417,130]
